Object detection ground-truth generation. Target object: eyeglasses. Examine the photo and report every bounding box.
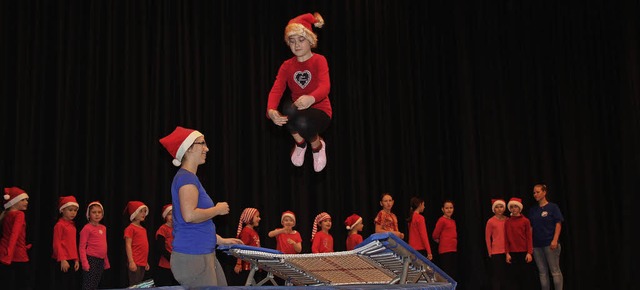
[193,141,207,147]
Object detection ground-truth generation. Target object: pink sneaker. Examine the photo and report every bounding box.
[312,140,327,172]
[290,143,307,167]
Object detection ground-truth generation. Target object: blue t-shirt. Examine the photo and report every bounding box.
[171,168,217,254]
[528,202,564,248]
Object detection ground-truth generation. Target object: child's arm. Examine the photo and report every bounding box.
[0,212,25,265]
[125,237,136,271]
[268,228,283,238]
[78,226,89,271]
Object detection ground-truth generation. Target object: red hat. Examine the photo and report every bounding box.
[86,201,104,220]
[58,196,79,213]
[159,126,204,167]
[344,214,363,230]
[284,12,325,48]
[125,201,148,221]
[491,199,506,213]
[161,204,173,219]
[236,208,259,237]
[281,210,296,223]
[311,212,331,241]
[507,197,523,212]
[3,187,29,209]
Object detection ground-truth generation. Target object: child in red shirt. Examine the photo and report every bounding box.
[374,193,404,239]
[407,197,433,260]
[0,187,32,290]
[344,214,363,251]
[311,212,333,253]
[52,196,80,289]
[154,204,177,286]
[505,197,533,290]
[432,200,458,282]
[266,12,332,172]
[485,199,508,290]
[233,207,264,285]
[123,201,149,286]
[79,201,110,290]
[268,211,302,254]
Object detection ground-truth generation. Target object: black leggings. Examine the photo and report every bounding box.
[281,101,330,142]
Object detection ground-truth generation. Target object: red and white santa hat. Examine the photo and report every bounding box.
[58,195,80,213]
[284,12,325,48]
[125,201,148,221]
[281,210,296,223]
[236,207,259,237]
[491,199,506,213]
[86,201,104,220]
[3,187,29,209]
[311,212,331,241]
[159,126,204,167]
[507,197,523,212]
[344,213,362,230]
[161,204,173,220]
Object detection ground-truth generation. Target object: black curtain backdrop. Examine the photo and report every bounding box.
[1,1,638,289]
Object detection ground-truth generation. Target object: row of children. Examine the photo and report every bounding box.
[0,187,177,290]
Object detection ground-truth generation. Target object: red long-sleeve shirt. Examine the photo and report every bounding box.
[345,233,363,251]
[505,215,533,254]
[267,53,332,118]
[0,210,30,265]
[52,218,78,262]
[485,216,507,256]
[79,223,110,271]
[408,212,432,254]
[432,216,457,254]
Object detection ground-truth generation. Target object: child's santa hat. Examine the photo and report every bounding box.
[159,126,204,167]
[491,199,506,213]
[236,207,259,238]
[507,197,523,212]
[86,201,104,220]
[284,12,325,48]
[281,210,296,223]
[344,214,362,230]
[311,212,331,241]
[58,196,79,213]
[161,204,173,220]
[3,187,29,209]
[125,201,148,221]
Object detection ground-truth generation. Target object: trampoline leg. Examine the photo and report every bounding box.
[245,266,257,286]
[400,256,410,284]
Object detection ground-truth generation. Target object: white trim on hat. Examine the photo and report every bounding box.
[173,130,203,166]
[346,217,362,230]
[492,200,506,213]
[86,202,104,220]
[281,212,296,223]
[4,193,29,209]
[59,201,80,213]
[507,200,523,211]
[130,205,149,221]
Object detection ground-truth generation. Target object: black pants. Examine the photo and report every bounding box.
[0,262,32,290]
[82,256,105,290]
[281,100,331,142]
[53,259,80,290]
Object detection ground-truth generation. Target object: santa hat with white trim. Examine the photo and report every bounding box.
[159,126,204,167]
[58,196,79,213]
[161,204,173,220]
[4,187,29,209]
[284,12,325,48]
[86,201,104,220]
[125,201,148,221]
[507,197,523,213]
[281,210,296,223]
[491,198,506,213]
[344,213,362,230]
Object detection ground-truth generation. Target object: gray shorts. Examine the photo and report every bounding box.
[170,251,227,287]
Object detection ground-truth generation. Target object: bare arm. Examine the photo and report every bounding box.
[179,184,229,223]
[550,222,562,250]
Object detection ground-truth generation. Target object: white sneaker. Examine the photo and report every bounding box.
[312,140,327,172]
[290,143,307,167]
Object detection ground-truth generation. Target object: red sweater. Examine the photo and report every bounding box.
[267,53,332,118]
[52,218,78,262]
[432,216,457,254]
[485,216,507,255]
[0,210,30,264]
[408,212,432,254]
[505,215,533,254]
[345,233,363,251]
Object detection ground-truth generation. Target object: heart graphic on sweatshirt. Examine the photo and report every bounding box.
[294,70,312,89]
